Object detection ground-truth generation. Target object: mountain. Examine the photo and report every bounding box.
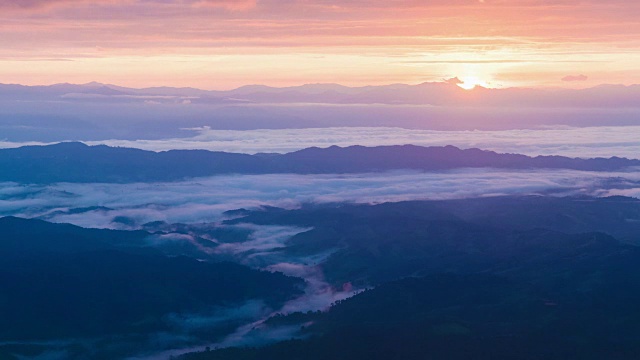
[1,81,638,143]
[0,81,639,108]
[0,216,303,358]
[0,142,638,183]
[0,82,130,100]
[184,270,640,360]
[279,144,640,172]
[183,196,640,360]
[4,196,640,359]
[225,196,640,286]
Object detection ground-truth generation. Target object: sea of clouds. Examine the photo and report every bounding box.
[2,159,640,359]
[2,166,640,358]
[2,126,640,159]
[2,168,639,229]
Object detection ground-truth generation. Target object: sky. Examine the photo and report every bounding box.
[0,0,639,89]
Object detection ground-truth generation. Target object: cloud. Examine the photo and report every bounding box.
[214,224,312,260]
[3,166,640,357]
[0,0,254,10]
[3,168,640,230]
[190,0,256,10]
[0,0,123,9]
[187,125,639,159]
[2,85,640,147]
[0,0,71,8]
[0,0,639,90]
[562,74,589,82]
[30,125,640,159]
[3,125,640,159]
[165,300,271,331]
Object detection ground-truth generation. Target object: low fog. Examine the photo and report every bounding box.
[1,169,639,229]
[2,168,639,358]
[1,98,640,143]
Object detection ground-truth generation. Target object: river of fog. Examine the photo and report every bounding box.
[129,224,358,360]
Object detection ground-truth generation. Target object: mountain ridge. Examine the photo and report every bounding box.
[1,142,638,183]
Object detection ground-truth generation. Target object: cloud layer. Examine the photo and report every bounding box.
[2,125,638,159]
[562,74,589,82]
[102,125,640,159]
[0,0,639,88]
[2,168,639,229]
[2,164,640,357]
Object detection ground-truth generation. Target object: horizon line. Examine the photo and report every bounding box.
[0,80,635,93]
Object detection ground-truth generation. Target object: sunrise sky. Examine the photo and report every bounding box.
[1,0,639,90]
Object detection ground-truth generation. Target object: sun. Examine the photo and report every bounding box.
[457,76,488,90]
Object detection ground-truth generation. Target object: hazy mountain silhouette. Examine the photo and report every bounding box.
[0,143,638,183]
[1,81,639,108]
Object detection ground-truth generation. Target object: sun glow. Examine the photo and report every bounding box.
[457,76,489,90]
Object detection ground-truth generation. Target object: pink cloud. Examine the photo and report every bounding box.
[445,77,463,85]
[0,0,638,88]
[192,0,256,10]
[0,0,255,11]
[0,0,124,8]
[562,74,589,82]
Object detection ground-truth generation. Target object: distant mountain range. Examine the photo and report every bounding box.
[0,81,638,107]
[1,142,638,183]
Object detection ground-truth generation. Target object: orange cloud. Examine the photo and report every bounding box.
[0,0,638,88]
